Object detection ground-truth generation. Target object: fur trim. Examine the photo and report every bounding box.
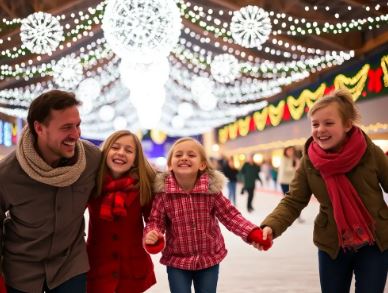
[153,170,227,193]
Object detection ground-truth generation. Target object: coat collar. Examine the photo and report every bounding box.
[153,169,227,194]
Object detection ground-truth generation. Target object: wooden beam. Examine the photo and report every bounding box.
[0,1,18,18]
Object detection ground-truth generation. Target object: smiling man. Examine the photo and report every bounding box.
[0,90,101,293]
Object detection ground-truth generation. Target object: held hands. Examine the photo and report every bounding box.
[144,230,165,254]
[249,227,273,251]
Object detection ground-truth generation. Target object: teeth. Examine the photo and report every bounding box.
[63,141,75,146]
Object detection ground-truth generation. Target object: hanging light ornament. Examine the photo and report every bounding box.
[130,85,166,129]
[102,0,182,63]
[98,105,115,122]
[210,54,241,83]
[76,78,101,115]
[197,93,218,111]
[52,56,83,89]
[191,76,214,101]
[177,102,194,118]
[119,57,170,89]
[171,115,185,129]
[230,5,272,48]
[20,12,63,54]
[113,116,128,130]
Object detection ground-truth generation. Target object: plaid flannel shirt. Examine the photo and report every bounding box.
[144,171,257,270]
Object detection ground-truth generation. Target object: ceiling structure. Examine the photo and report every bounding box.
[0,0,387,139]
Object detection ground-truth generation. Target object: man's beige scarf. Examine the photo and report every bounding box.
[16,127,86,187]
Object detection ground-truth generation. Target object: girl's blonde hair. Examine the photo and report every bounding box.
[95,130,156,206]
[308,88,361,125]
[167,137,214,174]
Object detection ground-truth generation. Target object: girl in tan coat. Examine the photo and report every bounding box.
[258,89,388,293]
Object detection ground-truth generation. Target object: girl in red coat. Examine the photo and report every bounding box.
[87,130,157,293]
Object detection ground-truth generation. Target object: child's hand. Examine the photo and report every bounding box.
[144,230,165,254]
[145,230,162,245]
[248,227,273,251]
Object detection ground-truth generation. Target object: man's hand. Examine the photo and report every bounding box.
[252,226,273,251]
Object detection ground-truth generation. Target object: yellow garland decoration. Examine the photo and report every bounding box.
[228,121,239,140]
[238,116,250,136]
[217,55,387,144]
[253,107,268,131]
[381,55,388,87]
[304,83,326,108]
[334,64,369,101]
[150,129,167,144]
[218,127,228,144]
[287,83,326,120]
[268,100,285,126]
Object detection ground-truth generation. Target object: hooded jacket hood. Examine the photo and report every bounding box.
[153,169,227,194]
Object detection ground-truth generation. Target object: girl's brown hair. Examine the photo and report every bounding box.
[308,88,361,125]
[167,137,214,173]
[95,130,156,206]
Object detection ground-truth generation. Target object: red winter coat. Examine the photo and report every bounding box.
[87,181,156,293]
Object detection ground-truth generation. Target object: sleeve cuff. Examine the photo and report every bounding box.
[247,228,272,251]
[144,237,165,254]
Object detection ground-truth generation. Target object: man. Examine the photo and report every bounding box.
[0,90,101,292]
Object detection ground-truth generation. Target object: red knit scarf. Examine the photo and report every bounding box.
[100,175,138,221]
[308,127,375,250]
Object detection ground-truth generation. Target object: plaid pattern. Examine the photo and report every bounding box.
[145,172,258,270]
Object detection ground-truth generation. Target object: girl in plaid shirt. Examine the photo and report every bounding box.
[144,137,271,293]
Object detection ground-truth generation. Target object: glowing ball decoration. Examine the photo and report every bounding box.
[230,5,272,48]
[98,105,115,122]
[198,93,217,111]
[102,0,182,63]
[210,54,240,83]
[52,56,83,89]
[20,12,63,54]
[76,78,101,115]
[177,102,194,118]
[191,76,214,102]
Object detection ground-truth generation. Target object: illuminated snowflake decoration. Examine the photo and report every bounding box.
[210,54,241,83]
[52,56,83,89]
[102,0,182,63]
[230,5,272,48]
[20,12,63,54]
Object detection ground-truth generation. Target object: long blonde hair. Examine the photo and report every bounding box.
[167,137,214,175]
[95,130,156,206]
